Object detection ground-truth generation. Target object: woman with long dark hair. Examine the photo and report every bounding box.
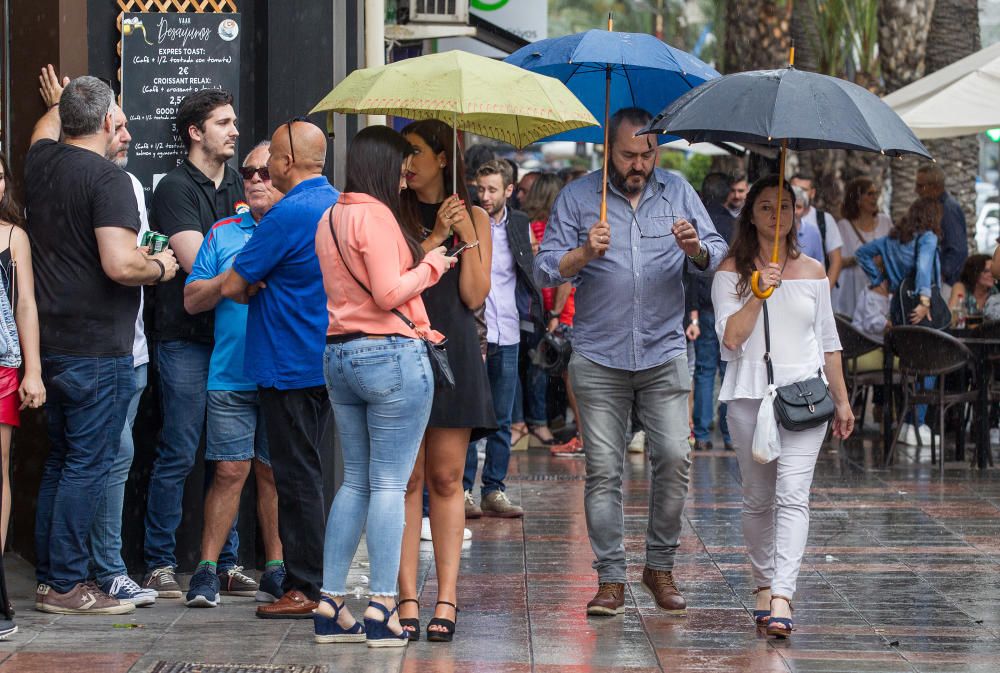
[833,177,892,317]
[856,196,944,446]
[312,126,456,647]
[712,175,852,639]
[948,253,996,320]
[396,119,494,643]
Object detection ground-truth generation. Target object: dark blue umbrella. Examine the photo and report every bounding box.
[638,66,931,158]
[504,28,720,145]
[638,62,931,298]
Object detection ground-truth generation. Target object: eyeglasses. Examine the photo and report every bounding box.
[285,115,311,164]
[239,165,270,181]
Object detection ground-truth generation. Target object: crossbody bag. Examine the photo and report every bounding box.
[763,302,834,431]
[327,209,455,390]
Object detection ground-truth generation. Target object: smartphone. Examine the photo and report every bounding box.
[446,241,472,257]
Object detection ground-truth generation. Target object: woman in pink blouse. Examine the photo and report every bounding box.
[312,126,455,648]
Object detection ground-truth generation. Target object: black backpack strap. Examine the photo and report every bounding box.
[327,208,418,332]
[816,208,830,271]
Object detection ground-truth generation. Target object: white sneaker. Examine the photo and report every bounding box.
[917,424,933,446]
[420,516,472,542]
[898,423,917,445]
[628,430,646,453]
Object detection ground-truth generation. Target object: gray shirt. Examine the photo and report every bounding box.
[534,168,726,371]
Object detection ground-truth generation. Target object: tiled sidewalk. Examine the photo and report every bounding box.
[0,439,998,673]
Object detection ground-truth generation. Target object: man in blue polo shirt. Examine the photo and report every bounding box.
[183,141,286,608]
[221,120,337,619]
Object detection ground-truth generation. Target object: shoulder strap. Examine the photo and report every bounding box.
[846,218,866,245]
[762,302,774,385]
[327,208,418,332]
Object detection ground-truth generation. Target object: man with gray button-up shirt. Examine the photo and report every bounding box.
[534,108,727,617]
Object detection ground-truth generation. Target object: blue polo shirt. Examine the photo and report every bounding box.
[186,211,258,392]
[232,177,338,389]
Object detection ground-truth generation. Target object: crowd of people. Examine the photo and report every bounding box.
[0,62,976,645]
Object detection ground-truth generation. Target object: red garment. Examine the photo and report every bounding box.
[530,218,575,326]
[0,367,20,427]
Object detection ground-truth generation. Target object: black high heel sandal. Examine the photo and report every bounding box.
[426,600,459,643]
[398,598,420,642]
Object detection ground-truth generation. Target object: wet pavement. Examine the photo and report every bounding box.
[0,432,998,673]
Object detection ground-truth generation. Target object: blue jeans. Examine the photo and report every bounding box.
[693,311,730,443]
[206,390,270,465]
[35,353,135,593]
[321,337,433,596]
[144,340,237,571]
[464,343,519,496]
[89,364,147,585]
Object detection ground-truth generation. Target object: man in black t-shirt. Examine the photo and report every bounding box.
[142,89,251,599]
[26,76,178,616]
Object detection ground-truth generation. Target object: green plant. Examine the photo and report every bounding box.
[660,151,712,188]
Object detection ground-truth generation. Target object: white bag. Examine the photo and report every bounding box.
[752,385,782,464]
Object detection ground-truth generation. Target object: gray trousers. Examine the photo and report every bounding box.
[569,353,692,583]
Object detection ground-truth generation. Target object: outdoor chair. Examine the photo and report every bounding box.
[835,314,894,431]
[886,326,976,474]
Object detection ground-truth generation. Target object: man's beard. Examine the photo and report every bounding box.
[610,164,651,196]
[106,143,128,168]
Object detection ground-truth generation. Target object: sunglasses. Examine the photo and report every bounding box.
[239,165,270,181]
[285,115,311,164]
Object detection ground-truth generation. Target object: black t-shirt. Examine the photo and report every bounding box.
[24,140,141,356]
[149,160,244,342]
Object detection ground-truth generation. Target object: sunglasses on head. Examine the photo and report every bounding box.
[239,165,270,181]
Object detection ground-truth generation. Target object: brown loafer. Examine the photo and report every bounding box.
[255,590,317,619]
[641,566,686,615]
[586,582,625,616]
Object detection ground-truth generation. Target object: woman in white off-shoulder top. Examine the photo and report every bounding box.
[711,175,854,639]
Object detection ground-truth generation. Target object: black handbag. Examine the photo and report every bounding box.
[763,302,835,431]
[327,210,456,390]
[889,233,951,329]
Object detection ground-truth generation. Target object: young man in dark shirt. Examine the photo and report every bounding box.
[27,76,178,615]
[143,90,252,598]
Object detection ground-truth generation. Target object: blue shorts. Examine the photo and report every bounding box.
[206,389,270,465]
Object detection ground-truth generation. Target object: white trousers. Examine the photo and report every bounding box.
[726,398,826,598]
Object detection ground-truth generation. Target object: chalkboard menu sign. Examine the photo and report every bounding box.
[121,12,241,202]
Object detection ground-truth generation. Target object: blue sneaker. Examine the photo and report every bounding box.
[185,565,221,607]
[101,574,156,607]
[256,563,286,603]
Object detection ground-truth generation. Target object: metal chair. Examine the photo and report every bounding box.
[886,326,977,474]
[835,315,889,430]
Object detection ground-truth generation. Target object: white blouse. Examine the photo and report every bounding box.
[712,271,842,401]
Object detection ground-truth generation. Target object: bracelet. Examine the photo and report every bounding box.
[462,239,480,249]
[687,242,708,266]
[151,258,165,282]
[690,318,699,326]
[48,102,59,109]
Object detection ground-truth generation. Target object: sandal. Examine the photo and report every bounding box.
[313,596,366,644]
[364,601,409,648]
[765,595,794,639]
[426,600,459,643]
[510,424,530,452]
[528,425,558,447]
[751,586,770,627]
[398,597,420,642]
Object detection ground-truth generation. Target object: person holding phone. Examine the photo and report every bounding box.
[533,107,727,618]
[396,119,495,643]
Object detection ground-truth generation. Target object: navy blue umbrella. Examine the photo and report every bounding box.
[638,62,931,298]
[506,20,718,226]
[505,29,719,145]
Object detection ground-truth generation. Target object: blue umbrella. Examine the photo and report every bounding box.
[504,28,720,145]
[505,21,719,226]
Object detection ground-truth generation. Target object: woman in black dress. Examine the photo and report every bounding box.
[396,120,495,642]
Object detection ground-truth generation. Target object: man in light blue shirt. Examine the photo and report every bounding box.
[534,108,727,617]
[183,142,285,609]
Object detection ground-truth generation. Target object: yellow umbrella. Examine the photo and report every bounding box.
[311,50,599,192]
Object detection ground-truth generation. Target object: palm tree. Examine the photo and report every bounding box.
[722,0,790,73]
[878,0,937,223]
[923,0,980,241]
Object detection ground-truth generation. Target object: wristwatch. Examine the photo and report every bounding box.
[687,242,709,267]
[919,295,931,307]
[545,311,559,323]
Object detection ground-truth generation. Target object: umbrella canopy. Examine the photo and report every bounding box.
[504,29,719,144]
[310,50,598,149]
[883,41,1000,139]
[640,66,931,159]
